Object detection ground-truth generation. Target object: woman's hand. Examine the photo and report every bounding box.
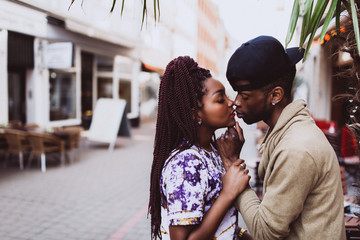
[217,122,245,171]
[221,159,250,201]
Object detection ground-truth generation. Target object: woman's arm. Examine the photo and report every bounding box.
[169,159,250,240]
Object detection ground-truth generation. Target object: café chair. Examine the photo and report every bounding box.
[23,123,40,131]
[26,132,65,172]
[0,132,8,161]
[54,126,83,163]
[3,129,29,170]
[7,120,23,129]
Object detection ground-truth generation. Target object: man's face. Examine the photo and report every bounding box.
[232,79,272,125]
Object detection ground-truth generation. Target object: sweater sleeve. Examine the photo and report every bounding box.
[235,149,317,239]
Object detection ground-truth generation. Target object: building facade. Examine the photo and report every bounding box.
[0,0,142,128]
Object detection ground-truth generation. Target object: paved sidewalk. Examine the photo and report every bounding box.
[0,121,156,240]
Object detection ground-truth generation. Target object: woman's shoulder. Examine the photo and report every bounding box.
[164,146,204,168]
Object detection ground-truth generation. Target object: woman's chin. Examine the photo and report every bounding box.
[227,120,236,127]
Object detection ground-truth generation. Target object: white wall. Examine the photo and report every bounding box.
[300,43,332,120]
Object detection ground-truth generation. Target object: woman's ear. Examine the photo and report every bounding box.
[270,86,284,105]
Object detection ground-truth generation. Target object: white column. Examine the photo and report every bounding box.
[0,30,8,124]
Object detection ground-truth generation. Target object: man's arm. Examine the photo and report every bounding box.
[235,149,317,239]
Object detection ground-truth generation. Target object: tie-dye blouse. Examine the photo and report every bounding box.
[160,144,238,239]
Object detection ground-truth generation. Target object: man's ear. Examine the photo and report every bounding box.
[270,86,284,105]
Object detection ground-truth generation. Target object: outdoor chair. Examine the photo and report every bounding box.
[26,132,65,172]
[54,126,83,163]
[3,129,29,170]
[7,120,23,129]
[23,123,40,131]
[0,132,8,161]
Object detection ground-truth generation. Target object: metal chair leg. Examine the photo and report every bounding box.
[40,153,46,172]
[19,152,24,170]
[27,153,34,169]
[3,152,10,168]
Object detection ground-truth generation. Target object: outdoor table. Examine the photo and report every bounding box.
[345,215,360,239]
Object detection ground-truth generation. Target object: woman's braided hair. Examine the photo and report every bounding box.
[149,56,211,239]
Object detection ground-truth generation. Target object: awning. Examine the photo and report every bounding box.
[141,62,164,75]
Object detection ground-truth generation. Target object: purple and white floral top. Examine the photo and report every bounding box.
[160,144,238,239]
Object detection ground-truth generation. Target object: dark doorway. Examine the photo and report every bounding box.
[81,51,94,129]
[7,31,34,124]
[8,68,26,123]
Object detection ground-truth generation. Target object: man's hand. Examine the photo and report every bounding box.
[217,122,245,171]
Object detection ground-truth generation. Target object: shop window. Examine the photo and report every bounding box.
[49,70,77,121]
[98,77,113,98]
[97,56,113,72]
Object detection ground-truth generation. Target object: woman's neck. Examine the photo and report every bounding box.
[197,126,214,151]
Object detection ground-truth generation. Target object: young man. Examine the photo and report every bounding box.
[218,35,346,239]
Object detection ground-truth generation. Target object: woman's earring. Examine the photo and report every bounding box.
[272,102,276,106]
[198,119,202,125]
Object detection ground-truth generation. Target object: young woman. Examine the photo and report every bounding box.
[149,56,251,240]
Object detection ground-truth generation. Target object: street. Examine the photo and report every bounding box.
[0,121,155,240]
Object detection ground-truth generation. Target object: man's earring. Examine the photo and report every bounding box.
[198,119,202,125]
[272,102,276,106]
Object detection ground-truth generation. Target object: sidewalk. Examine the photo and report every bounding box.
[0,121,156,240]
[0,120,356,240]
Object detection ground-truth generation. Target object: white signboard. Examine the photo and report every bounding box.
[87,98,129,151]
[45,42,73,69]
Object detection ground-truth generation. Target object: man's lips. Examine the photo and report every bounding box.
[235,111,244,118]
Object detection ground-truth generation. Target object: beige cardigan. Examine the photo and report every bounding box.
[235,99,346,239]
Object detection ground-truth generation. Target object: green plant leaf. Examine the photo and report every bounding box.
[121,0,125,15]
[319,0,338,42]
[154,0,157,22]
[300,0,313,47]
[110,0,116,12]
[335,0,341,33]
[303,0,314,15]
[308,0,329,33]
[303,0,329,60]
[350,0,360,54]
[68,0,75,10]
[157,0,161,20]
[286,0,300,47]
[141,0,147,29]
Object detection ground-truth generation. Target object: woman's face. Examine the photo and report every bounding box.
[198,78,235,129]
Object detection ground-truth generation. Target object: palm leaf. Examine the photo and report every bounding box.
[110,0,116,12]
[141,0,148,29]
[157,0,161,20]
[286,0,300,47]
[303,0,330,60]
[300,0,313,47]
[335,0,341,33]
[303,0,314,15]
[154,0,157,22]
[350,0,360,54]
[121,0,125,16]
[300,0,328,47]
[319,0,339,42]
[68,0,75,10]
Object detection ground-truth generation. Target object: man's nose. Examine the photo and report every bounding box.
[234,94,241,107]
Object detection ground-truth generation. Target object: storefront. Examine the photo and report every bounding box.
[0,0,141,128]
